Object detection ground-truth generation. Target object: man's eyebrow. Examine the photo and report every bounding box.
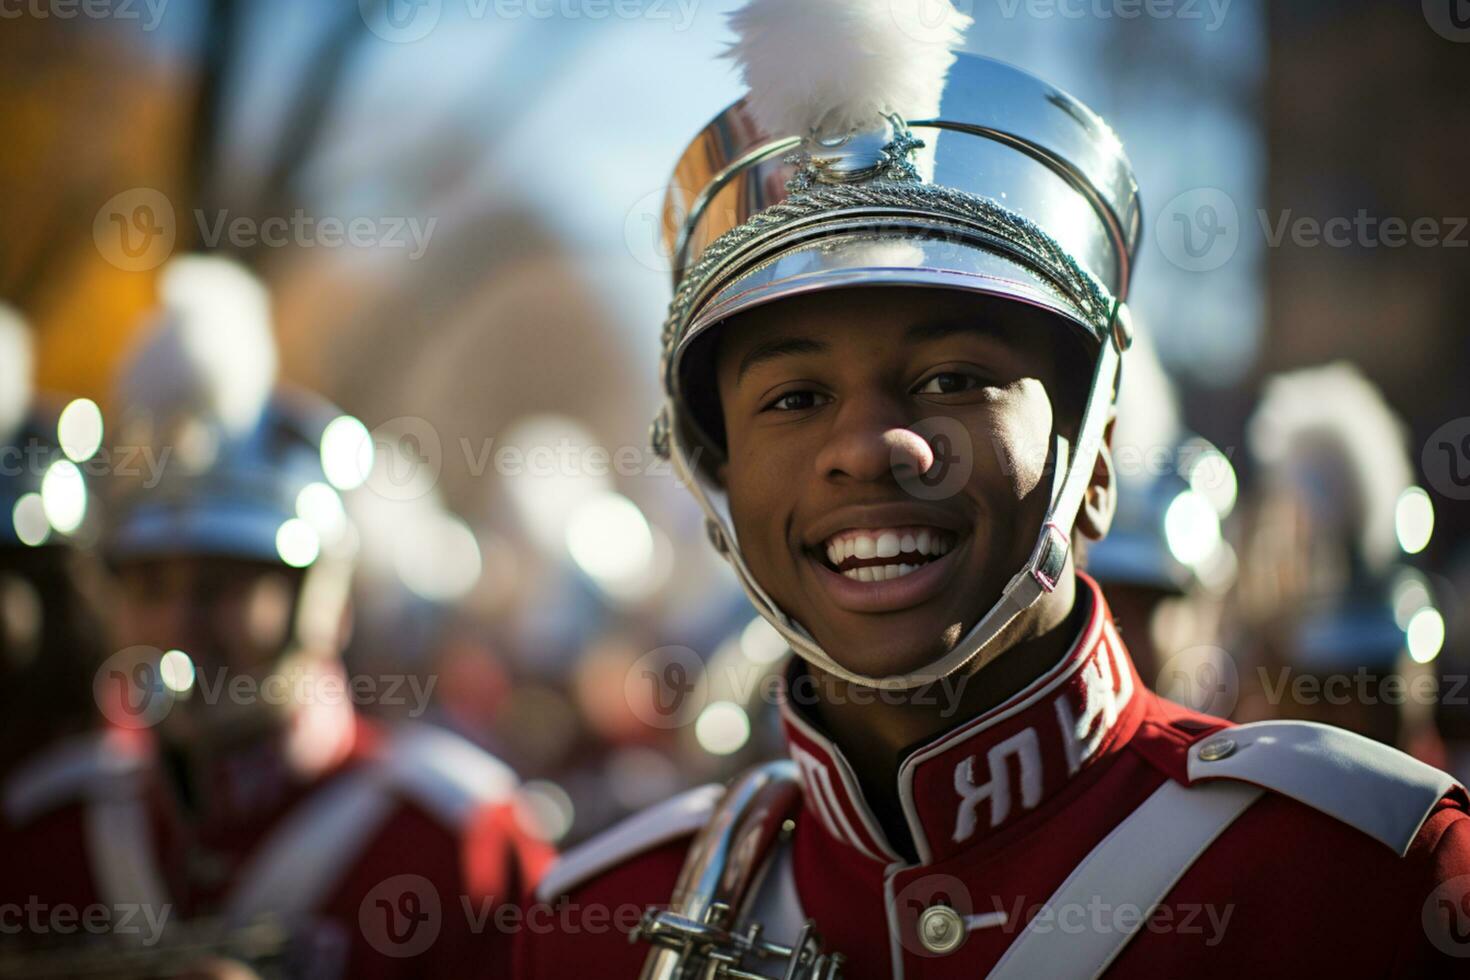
[736,336,828,381]
[903,320,998,345]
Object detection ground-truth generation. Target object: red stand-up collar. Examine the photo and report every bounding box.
[780,573,1146,866]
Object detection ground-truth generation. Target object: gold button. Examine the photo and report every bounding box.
[1198,737,1237,762]
[918,904,965,955]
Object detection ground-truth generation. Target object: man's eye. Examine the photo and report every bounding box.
[764,390,827,412]
[916,372,981,395]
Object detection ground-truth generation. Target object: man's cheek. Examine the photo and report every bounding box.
[980,422,1050,498]
[726,474,793,595]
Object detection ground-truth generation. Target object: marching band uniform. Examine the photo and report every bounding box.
[522,575,1470,978]
[0,257,552,978]
[2,719,549,978]
[518,0,1470,976]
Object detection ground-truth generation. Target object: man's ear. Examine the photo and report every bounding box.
[714,459,729,490]
[1075,416,1116,542]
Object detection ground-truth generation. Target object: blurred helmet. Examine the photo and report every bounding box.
[651,0,1142,689]
[1087,325,1235,595]
[105,255,365,571]
[1244,363,1439,670]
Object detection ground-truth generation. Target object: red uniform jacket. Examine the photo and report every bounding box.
[0,718,553,978]
[518,575,1470,978]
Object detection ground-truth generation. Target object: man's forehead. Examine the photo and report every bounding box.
[720,293,1040,381]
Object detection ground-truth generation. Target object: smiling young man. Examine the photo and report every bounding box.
[517,2,1470,977]
[711,287,1105,844]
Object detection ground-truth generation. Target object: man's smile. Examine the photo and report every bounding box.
[819,526,956,581]
[799,505,972,615]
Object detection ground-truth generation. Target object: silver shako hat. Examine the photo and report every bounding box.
[651,0,1142,690]
[106,256,362,575]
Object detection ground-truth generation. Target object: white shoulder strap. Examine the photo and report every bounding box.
[1186,719,1461,856]
[223,768,398,927]
[84,787,172,929]
[3,730,147,824]
[1,732,170,926]
[378,723,518,828]
[536,784,722,903]
[987,778,1262,980]
[225,725,518,925]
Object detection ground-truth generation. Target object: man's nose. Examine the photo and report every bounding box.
[812,396,935,484]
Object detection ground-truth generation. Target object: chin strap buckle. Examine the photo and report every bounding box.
[1030,522,1070,594]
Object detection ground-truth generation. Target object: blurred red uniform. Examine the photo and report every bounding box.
[518,576,1470,979]
[1,717,552,978]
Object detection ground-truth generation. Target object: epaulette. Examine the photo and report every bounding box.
[2,730,149,825]
[375,723,518,829]
[1186,719,1463,856]
[535,783,722,903]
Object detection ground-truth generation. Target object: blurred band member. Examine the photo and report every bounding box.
[0,305,109,771]
[1236,363,1444,759]
[0,258,551,979]
[1085,324,1236,708]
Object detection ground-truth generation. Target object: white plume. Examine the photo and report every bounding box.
[1248,362,1411,573]
[726,0,972,139]
[0,304,34,444]
[118,255,278,436]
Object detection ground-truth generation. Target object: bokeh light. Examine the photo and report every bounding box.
[320,415,374,491]
[57,398,104,462]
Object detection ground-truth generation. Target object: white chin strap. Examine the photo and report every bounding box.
[672,305,1127,692]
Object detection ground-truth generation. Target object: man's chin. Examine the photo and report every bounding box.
[804,622,964,685]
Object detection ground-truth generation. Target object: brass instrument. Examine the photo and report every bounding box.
[631,761,843,980]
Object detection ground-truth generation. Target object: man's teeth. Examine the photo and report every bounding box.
[822,527,954,580]
[842,563,924,582]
